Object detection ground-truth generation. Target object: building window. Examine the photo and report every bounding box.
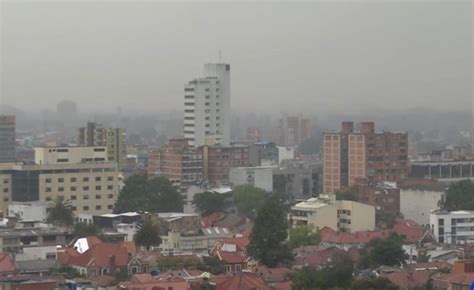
[3,179,8,184]
[3,188,8,193]
[70,177,77,182]
[45,197,52,201]
[83,206,89,211]
[71,186,77,191]
[95,205,101,210]
[71,195,77,200]
[57,158,68,163]
[95,177,101,182]
[83,177,89,182]
[107,176,114,181]
[45,178,52,183]
[72,206,77,211]
[108,194,114,199]
[95,194,101,199]
[107,185,113,190]
[83,186,89,191]
[3,197,8,202]
[96,185,102,190]
[107,205,113,210]
[58,187,64,192]
[45,187,52,192]
[83,195,89,200]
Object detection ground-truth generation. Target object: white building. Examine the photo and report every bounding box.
[430,210,474,244]
[8,201,47,221]
[400,187,445,227]
[184,63,230,147]
[34,146,108,165]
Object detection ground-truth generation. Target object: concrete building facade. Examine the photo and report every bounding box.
[430,210,474,244]
[77,122,127,170]
[276,115,311,148]
[290,195,375,232]
[34,146,107,165]
[203,145,249,186]
[184,63,231,147]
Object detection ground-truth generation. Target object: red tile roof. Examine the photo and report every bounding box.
[212,236,251,264]
[274,280,292,290]
[201,212,224,227]
[432,272,474,286]
[115,279,191,290]
[393,220,428,243]
[218,251,248,264]
[320,227,391,245]
[407,262,452,271]
[386,270,430,289]
[58,240,133,268]
[0,253,15,273]
[216,272,271,290]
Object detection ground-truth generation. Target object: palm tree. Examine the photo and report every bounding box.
[134,217,161,250]
[47,196,74,226]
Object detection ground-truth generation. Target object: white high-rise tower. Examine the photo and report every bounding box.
[184,63,231,147]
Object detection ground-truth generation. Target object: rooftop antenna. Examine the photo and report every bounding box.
[219,50,222,63]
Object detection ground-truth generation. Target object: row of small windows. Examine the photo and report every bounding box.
[70,205,114,211]
[45,185,114,192]
[45,176,114,183]
[45,194,114,201]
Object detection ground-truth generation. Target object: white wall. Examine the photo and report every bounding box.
[401,189,444,226]
[8,202,47,221]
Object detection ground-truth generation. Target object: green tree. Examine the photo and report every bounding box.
[47,196,74,226]
[192,191,228,216]
[291,253,353,290]
[288,224,320,249]
[233,185,267,218]
[134,218,162,250]
[442,180,474,210]
[197,256,225,275]
[351,277,400,290]
[247,198,293,267]
[359,234,407,268]
[73,222,101,238]
[114,175,183,213]
[50,265,84,279]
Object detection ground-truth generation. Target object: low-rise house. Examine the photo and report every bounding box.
[384,270,431,290]
[432,272,474,290]
[114,273,191,290]
[292,245,359,269]
[319,226,391,250]
[211,236,251,273]
[58,236,156,277]
[93,212,142,229]
[159,227,232,255]
[393,219,436,246]
[157,212,200,233]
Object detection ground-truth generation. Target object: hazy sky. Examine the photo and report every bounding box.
[1,1,472,114]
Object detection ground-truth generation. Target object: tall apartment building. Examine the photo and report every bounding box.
[0,162,119,215]
[203,145,249,186]
[78,122,126,170]
[184,63,231,147]
[277,115,311,147]
[0,116,15,163]
[152,138,203,188]
[323,122,408,193]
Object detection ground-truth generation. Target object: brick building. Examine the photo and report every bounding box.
[323,121,408,193]
[203,145,249,186]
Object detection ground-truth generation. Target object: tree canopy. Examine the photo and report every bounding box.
[359,234,407,268]
[192,191,228,216]
[233,185,268,218]
[73,222,101,238]
[47,196,74,226]
[114,175,184,213]
[134,217,162,250]
[291,253,354,290]
[247,197,293,267]
[288,224,321,249]
[441,179,474,211]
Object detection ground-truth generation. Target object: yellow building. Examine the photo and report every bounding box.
[34,146,108,165]
[290,195,375,233]
[0,162,119,215]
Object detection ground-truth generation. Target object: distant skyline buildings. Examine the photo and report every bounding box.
[276,115,311,148]
[184,63,231,147]
[0,116,16,163]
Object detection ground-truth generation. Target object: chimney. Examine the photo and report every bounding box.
[360,122,375,134]
[341,122,354,134]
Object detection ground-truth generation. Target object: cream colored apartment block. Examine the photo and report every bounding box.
[290,196,375,233]
[34,146,108,165]
[348,134,367,186]
[323,134,341,193]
